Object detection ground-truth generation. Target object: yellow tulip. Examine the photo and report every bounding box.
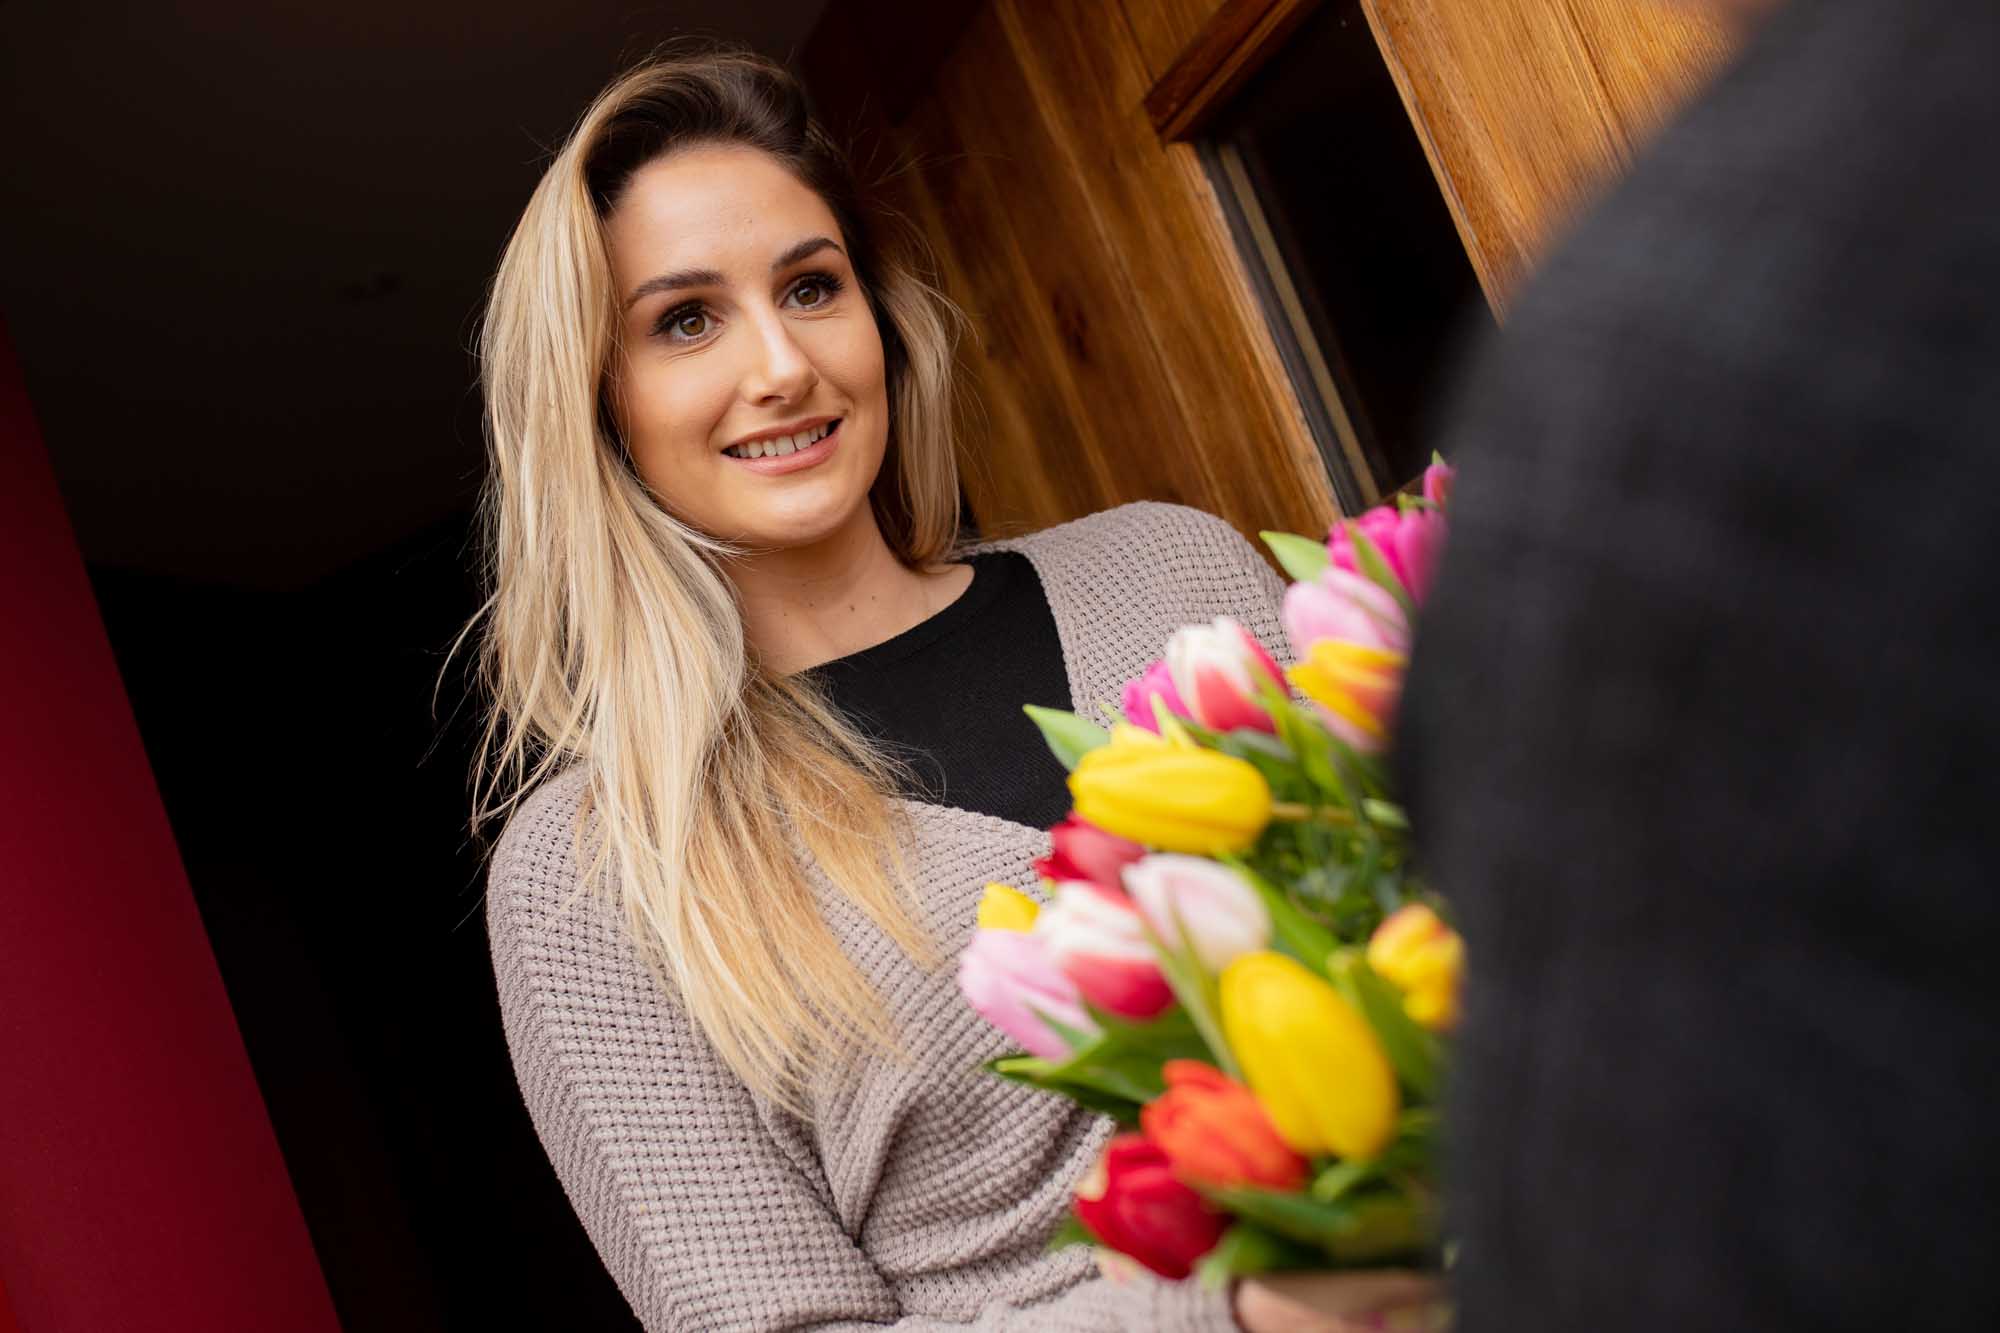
[1287,640,1406,752]
[1219,951,1399,1160]
[976,883,1041,932]
[1068,733,1272,855]
[1366,904,1464,1032]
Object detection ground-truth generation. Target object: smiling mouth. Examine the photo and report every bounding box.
[723,419,840,460]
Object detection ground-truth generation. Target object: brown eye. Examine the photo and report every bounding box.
[675,311,708,337]
[793,281,824,307]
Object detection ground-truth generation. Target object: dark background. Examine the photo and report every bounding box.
[2,3,826,1327]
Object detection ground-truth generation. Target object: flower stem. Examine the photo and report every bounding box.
[1269,801,1356,825]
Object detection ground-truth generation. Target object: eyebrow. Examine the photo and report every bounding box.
[622,236,846,311]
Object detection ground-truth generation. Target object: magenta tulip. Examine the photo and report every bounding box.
[1423,458,1455,508]
[1120,659,1190,733]
[1326,502,1450,605]
[1123,854,1271,974]
[1034,815,1147,893]
[1164,617,1285,735]
[1037,883,1176,1020]
[1282,567,1411,663]
[957,928,1098,1059]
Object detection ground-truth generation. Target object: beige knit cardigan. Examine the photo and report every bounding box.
[486,502,1290,1331]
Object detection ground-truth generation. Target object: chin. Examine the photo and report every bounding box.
[732,486,874,551]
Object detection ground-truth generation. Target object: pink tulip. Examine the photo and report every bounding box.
[1163,618,1285,735]
[1423,459,1455,508]
[1034,815,1147,894]
[1120,659,1190,734]
[1122,854,1270,974]
[1282,567,1412,663]
[958,928,1099,1059]
[1326,503,1450,605]
[1037,883,1177,1020]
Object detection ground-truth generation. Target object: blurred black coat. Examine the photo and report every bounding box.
[1400,0,2000,1329]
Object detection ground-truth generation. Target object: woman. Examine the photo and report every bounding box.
[471,45,1403,1332]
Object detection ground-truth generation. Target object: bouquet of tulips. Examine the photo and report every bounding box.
[957,461,1465,1290]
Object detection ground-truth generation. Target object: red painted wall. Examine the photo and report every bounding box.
[0,320,341,1332]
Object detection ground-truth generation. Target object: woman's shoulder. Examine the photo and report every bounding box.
[982,499,1262,572]
[975,500,1291,712]
[1005,499,1286,620]
[483,765,629,979]
[486,765,593,907]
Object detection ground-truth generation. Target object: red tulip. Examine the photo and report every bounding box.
[1141,1060,1308,1192]
[1033,815,1147,893]
[1073,1133,1228,1279]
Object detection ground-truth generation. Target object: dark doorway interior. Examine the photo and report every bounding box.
[4,2,831,1328]
[89,517,638,1331]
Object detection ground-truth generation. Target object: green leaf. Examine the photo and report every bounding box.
[1194,1219,1320,1288]
[992,1006,1217,1117]
[1224,858,1340,975]
[1360,799,1410,831]
[1327,950,1444,1103]
[1340,521,1417,618]
[1203,1184,1434,1267]
[1045,1212,1097,1254]
[984,1055,1145,1126]
[1261,530,1330,584]
[1261,684,1351,807]
[1022,705,1110,772]
[1138,924,1242,1080]
[1380,1107,1442,1179]
[1213,728,1315,804]
[1309,1158,1382,1204]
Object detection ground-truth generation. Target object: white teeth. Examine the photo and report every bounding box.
[726,421,836,459]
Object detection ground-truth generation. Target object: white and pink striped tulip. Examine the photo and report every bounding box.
[1036,883,1177,1021]
[1122,854,1271,975]
[957,928,1099,1059]
[1164,617,1285,735]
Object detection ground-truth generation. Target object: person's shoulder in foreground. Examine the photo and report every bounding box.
[1403,0,2000,1330]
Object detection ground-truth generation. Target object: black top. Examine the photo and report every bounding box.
[1401,1,2000,1330]
[804,548,1075,832]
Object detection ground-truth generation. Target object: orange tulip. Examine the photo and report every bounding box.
[1141,1059,1309,1192]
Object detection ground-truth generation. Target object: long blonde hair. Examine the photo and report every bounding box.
[463,46,967,1111]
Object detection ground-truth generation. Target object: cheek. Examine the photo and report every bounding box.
[812,313,889,406]
[619,355,736,475]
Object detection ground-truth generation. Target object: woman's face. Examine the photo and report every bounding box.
[605,144,890,549]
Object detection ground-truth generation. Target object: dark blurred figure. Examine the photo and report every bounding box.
[1402,0,1999,1330]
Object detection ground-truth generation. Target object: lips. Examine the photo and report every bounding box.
[722,418,843,476]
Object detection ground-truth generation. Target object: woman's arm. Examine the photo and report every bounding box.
[485,779,1236,1333]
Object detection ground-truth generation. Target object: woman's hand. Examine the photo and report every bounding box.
[1231,1270,1448,1332]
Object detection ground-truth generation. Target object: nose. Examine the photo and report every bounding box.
[739,306,819,407]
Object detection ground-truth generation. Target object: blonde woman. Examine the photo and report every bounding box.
[471,46,1382,1332]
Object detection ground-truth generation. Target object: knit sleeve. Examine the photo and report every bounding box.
[1147,501,1292,663]
[485,775,1239,1333]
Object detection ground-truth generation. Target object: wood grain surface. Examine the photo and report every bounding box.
[1141,0,1324,142]
[830,0,1340,546]
[1358,0,1729,307]
[1119,0,1234,83]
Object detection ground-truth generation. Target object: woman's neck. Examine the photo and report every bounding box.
[730,509,972,676]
